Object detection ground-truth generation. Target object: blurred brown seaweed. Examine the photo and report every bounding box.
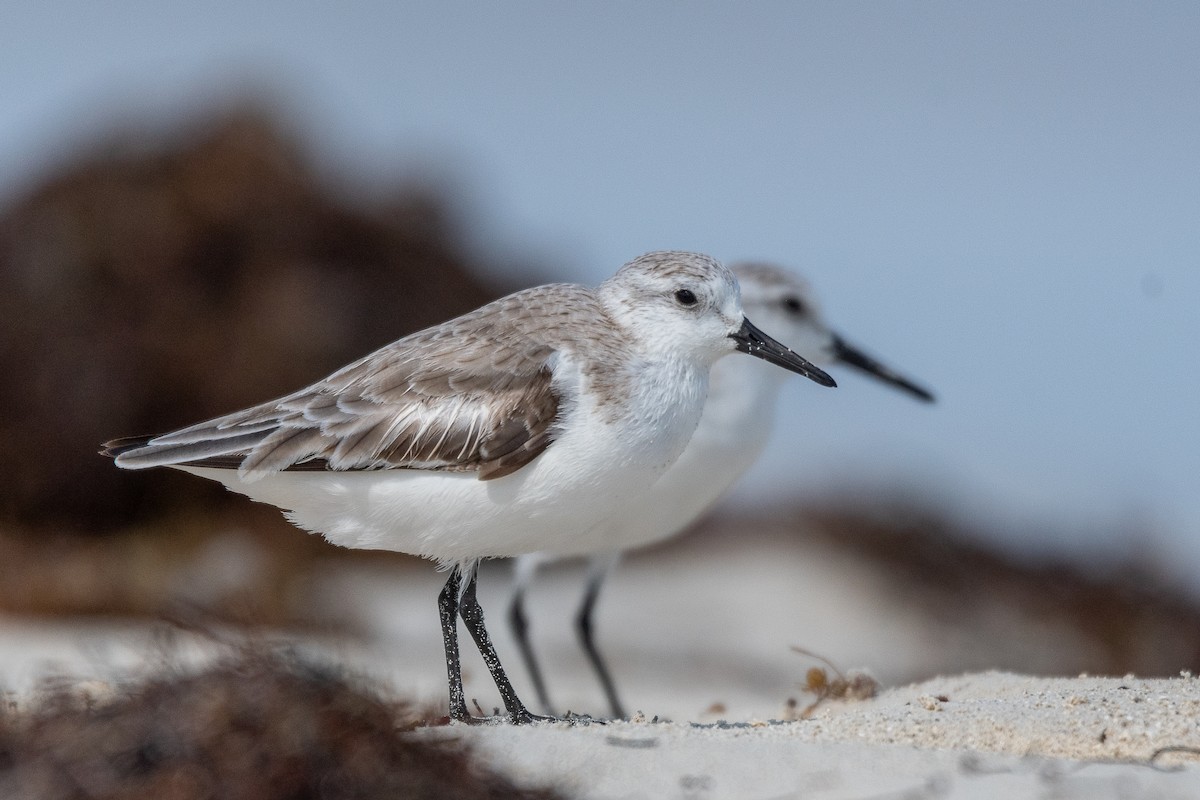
[0,645,562,800]
[0,107,496,531]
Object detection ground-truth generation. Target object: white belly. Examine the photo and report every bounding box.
[180,361,709,567]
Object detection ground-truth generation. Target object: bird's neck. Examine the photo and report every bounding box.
[605,356,711,469]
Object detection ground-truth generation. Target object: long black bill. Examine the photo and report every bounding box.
[731,318,837,387]
[830,333,935,402]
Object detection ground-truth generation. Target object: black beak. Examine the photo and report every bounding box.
[731,318,836,387]
[830,334,935,402]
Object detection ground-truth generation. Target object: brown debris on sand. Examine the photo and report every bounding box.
[0,647,563,800]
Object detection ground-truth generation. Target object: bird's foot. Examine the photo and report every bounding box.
[509,706,606,725]
[450,700,607,725]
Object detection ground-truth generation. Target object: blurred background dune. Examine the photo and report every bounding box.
[1,3,1198,705]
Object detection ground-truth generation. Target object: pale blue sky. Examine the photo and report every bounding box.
[4,3,1198,585]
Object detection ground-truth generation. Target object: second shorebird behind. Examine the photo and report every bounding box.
[102,251,835,725]
[507,262,935,719]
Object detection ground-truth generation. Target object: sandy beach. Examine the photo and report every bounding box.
[3,517,1197,798]
[451,672,1200,799]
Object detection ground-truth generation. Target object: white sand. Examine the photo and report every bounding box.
[4,619,1196,798]
[307,519,1137,722]
[250,520,1200,796]
[3,519,1199,797]
[446,673,1200,799]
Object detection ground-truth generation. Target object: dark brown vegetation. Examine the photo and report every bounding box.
[0,646,563,800]
[0,506,354,625]
[0,107,497,531]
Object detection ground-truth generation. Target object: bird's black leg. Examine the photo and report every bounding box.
[458,569,548,724]
[577,568,627,719]
[437,568,472,722]
[508,585,556,715]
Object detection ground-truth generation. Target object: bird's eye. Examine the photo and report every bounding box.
[674,289,698,306]
[783,296,805,314]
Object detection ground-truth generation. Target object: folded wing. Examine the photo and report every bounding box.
[102,289,571,482]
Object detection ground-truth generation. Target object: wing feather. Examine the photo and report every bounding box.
[102,285,590,481]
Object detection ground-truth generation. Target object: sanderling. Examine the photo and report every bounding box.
[102,251,836,724]
[507,261,934,719]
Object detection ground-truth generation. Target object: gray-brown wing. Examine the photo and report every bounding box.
[104,285,587,480]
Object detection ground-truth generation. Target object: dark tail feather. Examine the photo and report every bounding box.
[101,431,269,470]
[100,435,155,459]
[101,429,334,472]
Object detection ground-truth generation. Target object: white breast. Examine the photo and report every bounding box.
[549,351,787,557]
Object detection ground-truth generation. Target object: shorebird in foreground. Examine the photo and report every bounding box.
[507,262,934,719]
[103,251,836,724]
